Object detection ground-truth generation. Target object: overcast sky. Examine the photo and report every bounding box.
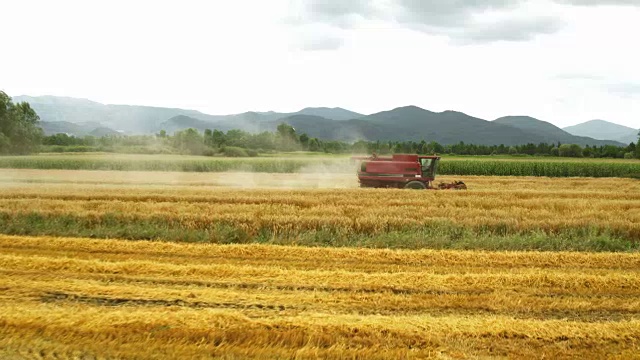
[2,0,639,128]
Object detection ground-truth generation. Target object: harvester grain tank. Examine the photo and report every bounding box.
[351,154,466,190]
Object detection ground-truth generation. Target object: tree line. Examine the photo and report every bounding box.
[356,139,640,159]
[0,91,42,154]
[43,125,640,159]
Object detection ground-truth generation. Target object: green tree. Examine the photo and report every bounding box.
[299,133,310,150]
[308,138,320,152]
[626,142,636,153]
[252,131,275,150]
[275,123,299,151]
[276,123,296,139]
[226,129,249,148]
[558,144,583,157]
[351,140,369,154]
[430,141,444,154]
[0,91,43,154]
[600,145,620,158]
[636,131,640,159]
[212,130,226,147]
[521,143,536,155]
[173,128,205,155]
[82,136,96,146]
[202,129,227,148]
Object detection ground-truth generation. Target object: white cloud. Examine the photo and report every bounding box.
[289,24,346,51]
[1,0,639,128]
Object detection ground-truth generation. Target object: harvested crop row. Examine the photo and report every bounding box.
[0,175,638,250]
[4,253,639,295]
[1,235,639,359]
[3,169,640,191]
[0,199,640,231]
[5,235,639,269]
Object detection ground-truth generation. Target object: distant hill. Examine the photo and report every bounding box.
[39,121,121,137]
[258,115,379,141]
[13,94,629,146]
[494,116,622,146]
[494,116,566,139]
[357,107,545,145]
[563,120,638,144]
[13,96,363,134]
[617,133,640,145]
[262,107,547,145]
[160,114,272,134]
[88,127,122,137]
[39,121,85,136]
[160,115,217,134]
[295,107,363,121]
[363,107,529,143]
[13,95,225,134]
[265,107,624,146]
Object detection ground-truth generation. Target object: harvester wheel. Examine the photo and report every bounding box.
[404,181,427,190]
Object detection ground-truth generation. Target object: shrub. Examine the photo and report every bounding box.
[40,145,100,153]
[559,144,583,157]
[202,148,217,157]
[222,146,249,157]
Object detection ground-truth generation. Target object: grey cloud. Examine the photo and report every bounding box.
[554,0,640,6]
[292,0,375,28]
[306,0,374,18]
[396,0,525,27]
[395,0,566,44]
[291,0,565,44]
[286,0,370,50]
[459,16,565,43]
[419,15,565,45]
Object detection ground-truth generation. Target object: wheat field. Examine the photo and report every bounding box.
[1,235,640,359]
[0,169,639,251]
[1,169,640,358]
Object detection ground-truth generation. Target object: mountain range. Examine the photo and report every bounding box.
[13,95,637,147]
[563,120,638,145]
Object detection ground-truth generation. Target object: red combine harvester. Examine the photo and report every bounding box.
[351,154,466,190]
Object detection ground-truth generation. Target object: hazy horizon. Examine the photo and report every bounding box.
[12,93,638,130]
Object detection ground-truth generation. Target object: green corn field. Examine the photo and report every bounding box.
[439,160,640,178]
[0,154,638,178]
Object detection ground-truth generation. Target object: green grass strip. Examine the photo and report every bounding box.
[1,212,636,252]
[1,155,639,177]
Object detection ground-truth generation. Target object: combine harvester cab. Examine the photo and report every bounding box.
[351,154,466,190]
